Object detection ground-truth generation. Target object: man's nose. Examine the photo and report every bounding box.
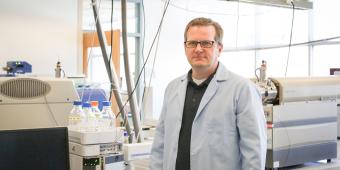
[194,43,203,52]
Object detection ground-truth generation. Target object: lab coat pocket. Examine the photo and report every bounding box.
[207,117,238,156]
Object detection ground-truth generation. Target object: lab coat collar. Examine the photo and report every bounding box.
[214,63,230,82]
[178,62,231,121]
[179,62,230,82]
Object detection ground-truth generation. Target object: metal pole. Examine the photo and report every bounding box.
[91,0,133,143]
[121,0,143,142]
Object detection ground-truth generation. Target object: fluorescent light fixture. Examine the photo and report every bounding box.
[224,0,313,10]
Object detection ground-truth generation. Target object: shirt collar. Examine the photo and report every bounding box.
[187,63,219,86]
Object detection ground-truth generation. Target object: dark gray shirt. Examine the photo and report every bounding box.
[175,69,216,170]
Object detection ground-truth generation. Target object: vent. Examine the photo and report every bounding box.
[0,78,51,99]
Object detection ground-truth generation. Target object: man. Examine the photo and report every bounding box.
[150,17,267,170]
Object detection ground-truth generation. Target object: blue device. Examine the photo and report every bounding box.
[6,61,32,74]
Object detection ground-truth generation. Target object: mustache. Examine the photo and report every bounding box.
[191,55,206,58]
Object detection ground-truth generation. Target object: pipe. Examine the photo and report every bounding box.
[91,0,133,143]
[121,0,143,143]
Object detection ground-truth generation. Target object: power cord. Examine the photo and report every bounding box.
[44,95,59,126]
[235,0,240,48]
[281,2,295,166]
[284,1,295,77]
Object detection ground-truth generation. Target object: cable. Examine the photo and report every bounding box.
[141,29,162,107]
[115,0,171,119]
[43,95,59,126]
[281,1,295,166]
[109,0,114,101]
[138,0,147,120]
[132,0,169,141]
[137,23,161,139]
[235,0,240,48]
[82,0,170,133]
[284,1,295,77]
[140,0,162,109]
[134,1,170,142]
[117,0,171,133]
[141,0,146,95]
[136,4,165,141]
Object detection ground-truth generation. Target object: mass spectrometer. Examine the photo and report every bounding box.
[255,77,340,169]
[0,77,79,130]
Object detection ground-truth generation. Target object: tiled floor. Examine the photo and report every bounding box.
[126,140,340,170]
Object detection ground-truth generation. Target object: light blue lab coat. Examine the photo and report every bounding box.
[150,63,267,170]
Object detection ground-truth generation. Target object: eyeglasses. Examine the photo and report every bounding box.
[184,40,215,48]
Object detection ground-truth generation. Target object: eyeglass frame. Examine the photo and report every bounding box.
[184,40,216,48]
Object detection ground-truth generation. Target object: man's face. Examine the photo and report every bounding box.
[185,25,223,71]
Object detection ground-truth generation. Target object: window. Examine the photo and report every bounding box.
[312,0,340,76]
[313,44,340,76]
[83,0,142,92]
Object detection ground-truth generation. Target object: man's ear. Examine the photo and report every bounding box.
[218,43,223,53]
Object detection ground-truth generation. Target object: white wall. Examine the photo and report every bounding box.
[0,0,82,76]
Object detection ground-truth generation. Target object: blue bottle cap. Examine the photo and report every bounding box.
[82,102,91,108]
[73,101,82,106]
[102,101,111,106]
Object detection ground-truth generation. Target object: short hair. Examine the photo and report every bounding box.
[184,17,224,44]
